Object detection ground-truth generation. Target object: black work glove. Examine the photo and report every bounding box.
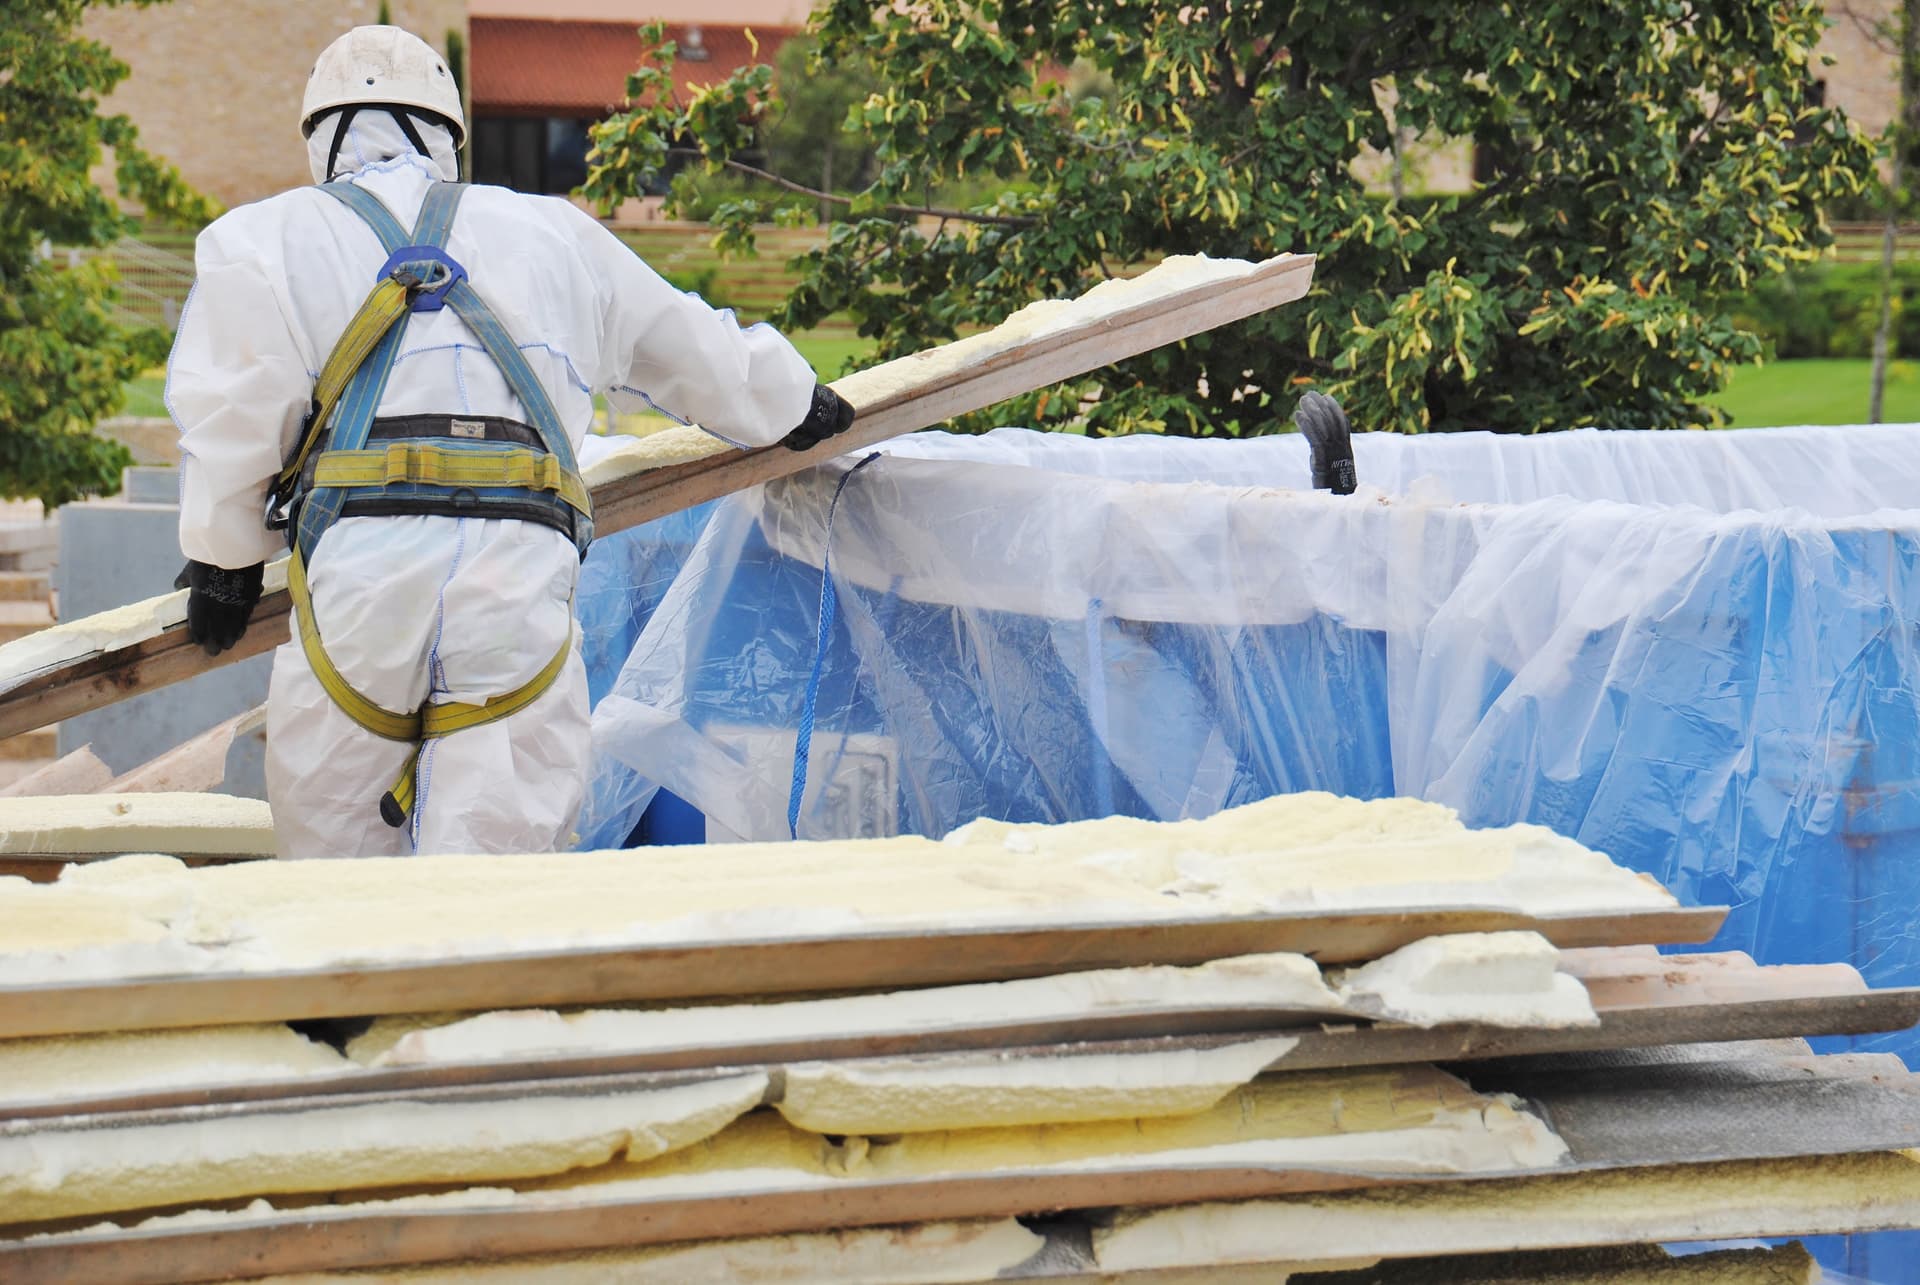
[173,560,265,656]
[780,383,856,453]
[1294,390,1358,496]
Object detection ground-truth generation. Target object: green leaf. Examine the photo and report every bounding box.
[0,0,214,507]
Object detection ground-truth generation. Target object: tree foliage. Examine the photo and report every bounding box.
[764,33,878,206]
[0,0,215,506]
[658,33,879,223]
[587,3,1875,435]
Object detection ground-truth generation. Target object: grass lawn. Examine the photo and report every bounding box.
[121,373,167,418]
[795,332,876,379]
[1710,358,1920,427]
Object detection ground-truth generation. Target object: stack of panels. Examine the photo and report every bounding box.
[0,796,1916,1282]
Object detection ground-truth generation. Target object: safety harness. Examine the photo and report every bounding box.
[268,179,594,830]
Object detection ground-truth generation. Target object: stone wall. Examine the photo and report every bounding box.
[85,0,469,213]
[1821,0,1899,142]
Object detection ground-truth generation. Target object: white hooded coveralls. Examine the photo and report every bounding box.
[168,114,816,858]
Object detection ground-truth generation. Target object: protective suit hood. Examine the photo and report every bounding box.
[307,109,458,185]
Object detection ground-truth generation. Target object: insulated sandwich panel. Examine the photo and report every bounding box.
[13,951,1913,1121]
[0,796,1719,1038]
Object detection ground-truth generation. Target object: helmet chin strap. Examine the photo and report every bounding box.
[324,107,362,183]
[322,107,446,183]
[390,109,432,160]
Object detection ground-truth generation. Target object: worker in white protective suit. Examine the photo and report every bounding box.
[167,26,855,860]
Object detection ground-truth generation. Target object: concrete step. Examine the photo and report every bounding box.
[0,518,58,555]
[0,572,51,603]
[0,545,57,573]
[0,757,57,789]
[0,600,55,644]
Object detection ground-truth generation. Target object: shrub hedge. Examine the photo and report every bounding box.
[1731,261,1920,359]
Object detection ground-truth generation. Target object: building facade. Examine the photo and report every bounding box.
[467,16,797,197]
[84,0,468,212]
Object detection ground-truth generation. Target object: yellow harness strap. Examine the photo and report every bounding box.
[287,545,574,829]
[310,441,593,519]
[276,278,415,504]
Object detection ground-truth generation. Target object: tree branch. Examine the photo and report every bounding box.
[1216,35,1248,109]
[1679,94,1735,163]
[667,149,1037,227]
[1245,33,1288,95]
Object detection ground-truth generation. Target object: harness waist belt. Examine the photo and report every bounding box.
[366,414,548,449]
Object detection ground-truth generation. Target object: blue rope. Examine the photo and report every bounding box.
[789,452,882,838]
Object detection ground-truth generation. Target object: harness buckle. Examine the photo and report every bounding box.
[264,482,290,532]
[378,244,467,313]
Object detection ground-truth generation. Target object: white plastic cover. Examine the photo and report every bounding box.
[577,420,1920,1279]
[882,422,1920,515]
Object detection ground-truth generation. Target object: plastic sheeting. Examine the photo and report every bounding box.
[883,421,1920,514]
[581,424,1920,866]
[577,422,1920,1283]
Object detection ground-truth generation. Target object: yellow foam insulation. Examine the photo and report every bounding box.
[522,1065,1565,1196]
[774,1037,1301,1134]
[0,794,274,856]
[578,254,1271,489]
[3,1066,1562,1239]
[1331,931,1598,1029]
[367,952,1342,1069]
[0,1023,348,1109]
[0,1073,767,1225]
[242,1218,1046,1285]
[0,559,288,685]
[0,794,1673,983]
[1091,1151,1920,1271]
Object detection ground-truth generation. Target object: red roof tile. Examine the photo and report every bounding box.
[471,17,797,116]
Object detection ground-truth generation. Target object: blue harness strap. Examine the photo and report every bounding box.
[297,180,593,562]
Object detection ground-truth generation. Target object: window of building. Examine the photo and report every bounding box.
[471,116,596,194]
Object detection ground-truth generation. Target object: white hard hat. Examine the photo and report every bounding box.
[302,25,466,148]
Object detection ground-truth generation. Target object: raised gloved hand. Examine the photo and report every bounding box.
[173,560,265,656]
[1294,390,1358,496]
[780,383,856,453]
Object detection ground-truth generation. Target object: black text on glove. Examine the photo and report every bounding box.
[780,383,856,452]
[173,560,265,656]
